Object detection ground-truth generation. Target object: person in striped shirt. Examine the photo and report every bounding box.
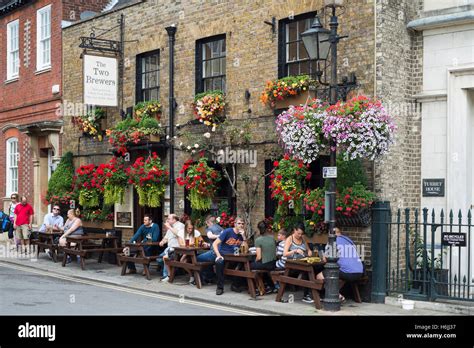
[275,228,289,269]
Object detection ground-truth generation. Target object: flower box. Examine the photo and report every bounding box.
[274,89,316,110]
[144,134,160,142]
[336,208,371,227]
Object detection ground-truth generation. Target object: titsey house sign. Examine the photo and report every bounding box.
[422,179,445,197]
[83,55,118,106]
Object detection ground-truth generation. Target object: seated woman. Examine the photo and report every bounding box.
[250,220,277,294]
[283,222,323,304]
[58,209,84,263]
[177,220,209,284]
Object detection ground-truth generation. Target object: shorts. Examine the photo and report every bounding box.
[15,224,31,240]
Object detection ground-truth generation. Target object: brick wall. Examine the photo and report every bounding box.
[62,0,378,252]
[62,0,111,22]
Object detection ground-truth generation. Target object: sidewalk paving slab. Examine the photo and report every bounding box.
[0,249,463,316]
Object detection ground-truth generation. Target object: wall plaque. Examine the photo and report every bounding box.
[422,179,445,197]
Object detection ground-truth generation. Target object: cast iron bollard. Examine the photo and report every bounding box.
[371,201,390,303]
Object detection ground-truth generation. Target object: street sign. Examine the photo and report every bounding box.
[323,167,337,179]
[441,233,466,247]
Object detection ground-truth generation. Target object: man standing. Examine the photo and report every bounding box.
[197,217,248,295]
[158,213,185,282]
[13,196,34,254]
[39,204,64,259]
[124,214,160,274]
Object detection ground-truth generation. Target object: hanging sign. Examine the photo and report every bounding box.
[323,167,337,179]
[83,54,118,106]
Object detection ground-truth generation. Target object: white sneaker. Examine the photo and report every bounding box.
[161,276,169,283]
[189,276,195,284]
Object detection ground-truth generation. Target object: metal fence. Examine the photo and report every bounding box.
[386,208,473,302]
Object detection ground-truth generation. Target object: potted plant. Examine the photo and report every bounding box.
[95,157,128,205]
[73,107,106,141]
[45,152,78,213]
[127,152,168,207]
[260,75,315,109]
[176,157,222,211]
[193,90,225,131]
[79,204,114,229]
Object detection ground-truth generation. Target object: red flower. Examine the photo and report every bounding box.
[273,161,279,167]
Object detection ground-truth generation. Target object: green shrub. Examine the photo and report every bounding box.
[46,152,75,200]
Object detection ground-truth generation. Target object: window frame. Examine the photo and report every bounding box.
[6,138,19,197]
[135,49,160,103]
[195,34,226,94]
[36,4,52,71]
[6,19,20,80]
[278,11,317,78]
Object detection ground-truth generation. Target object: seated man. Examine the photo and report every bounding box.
[197,217,248,295]
[205,215,223,243]
[38,204,64,259]
[335,226,364,302]
[123,214,160,274]
[157,213,184,282]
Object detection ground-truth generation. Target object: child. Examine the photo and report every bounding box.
[273,228,288,291]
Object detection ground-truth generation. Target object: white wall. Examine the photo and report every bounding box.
[424,0,474,12]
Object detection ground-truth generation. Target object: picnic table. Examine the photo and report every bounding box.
[223,253,267,298]
[274,259,325,309]
[166,246,212,289]
[61,233,122,270]
[33,230,63,262]
[118,242,161,280]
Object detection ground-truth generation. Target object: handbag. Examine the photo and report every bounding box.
[0,211,11,233]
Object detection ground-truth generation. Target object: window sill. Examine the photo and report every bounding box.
[35,67,51,75]
[4,77,19,85]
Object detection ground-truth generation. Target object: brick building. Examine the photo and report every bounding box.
[0,0,111,224]
[59,0,427,266]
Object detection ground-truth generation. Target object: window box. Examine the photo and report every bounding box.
[274,89,316,110]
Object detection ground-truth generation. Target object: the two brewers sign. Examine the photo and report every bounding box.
[83,55,118,106]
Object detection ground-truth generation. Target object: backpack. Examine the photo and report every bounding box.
[0,211,11,233]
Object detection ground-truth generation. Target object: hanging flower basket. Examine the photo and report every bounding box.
[192,90,225,131]
[336,208,372,227]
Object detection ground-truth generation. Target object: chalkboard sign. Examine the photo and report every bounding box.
[441,232,466,247]
[422,179,445,197]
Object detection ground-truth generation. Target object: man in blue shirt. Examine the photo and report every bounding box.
[335,226,364,302]
[197,217,247,295]
[205,215,223,243]
[123,214,160,274]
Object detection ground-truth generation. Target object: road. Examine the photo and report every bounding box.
[0,264,257,315]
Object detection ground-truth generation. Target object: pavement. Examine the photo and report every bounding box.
[0,242,468,316]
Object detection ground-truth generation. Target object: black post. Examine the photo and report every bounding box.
[322,5,340,312]
[371,201,390,303]
[165,25,176,213]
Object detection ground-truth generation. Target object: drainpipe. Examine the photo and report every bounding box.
[165,25,176,213]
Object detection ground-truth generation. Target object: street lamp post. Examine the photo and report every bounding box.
[301,1,346,312]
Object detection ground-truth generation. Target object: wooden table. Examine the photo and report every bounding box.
[223,253,266,298]
[119,242,161,280]
[62,234,122,270]
[33,231,63,262]
[274,259,325,309]
[166,246,212,289]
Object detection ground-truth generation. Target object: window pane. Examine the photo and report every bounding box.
[287,42,298,62]
[220,58,226,76]
[299,41,308,60]
[287,22,297,42]
[204,60,212,78]
[212,59,220,76]
[288,63,299,76]
[299,60,310,75]
[203,42,212,60]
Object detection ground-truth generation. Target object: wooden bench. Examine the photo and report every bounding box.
[223,254,269,298]
[344,275,369,303]
[274,260,325,309]
[62,234,122,270]
[32,231,63,262]
[166,246,213,289]
[118,242,161,280]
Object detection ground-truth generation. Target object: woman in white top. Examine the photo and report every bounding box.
[8,193,19,248]
[178,220,209,284]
